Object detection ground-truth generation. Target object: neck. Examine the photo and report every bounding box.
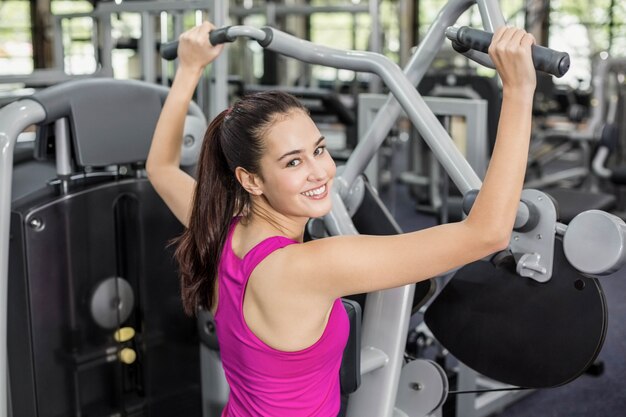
[246,198,308,242]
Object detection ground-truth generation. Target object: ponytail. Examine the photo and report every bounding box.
[173,110,248,316]
[173,91,306,316]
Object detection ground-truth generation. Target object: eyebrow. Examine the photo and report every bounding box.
[277,136,325,162]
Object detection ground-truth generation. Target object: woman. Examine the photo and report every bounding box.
[147,22,537,417]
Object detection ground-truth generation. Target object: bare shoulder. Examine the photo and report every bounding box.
[243,240,335,351]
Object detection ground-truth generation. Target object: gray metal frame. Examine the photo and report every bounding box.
[359,93,536,417]
[1,99,47,417]
[455,365,534,417]
[357,94,488,190]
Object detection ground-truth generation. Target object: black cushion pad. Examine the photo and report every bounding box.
[424,239,607,388]
[544,187,616,223]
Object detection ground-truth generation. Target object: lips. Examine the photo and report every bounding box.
[301,184,327,199]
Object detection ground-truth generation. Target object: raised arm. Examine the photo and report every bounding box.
[146,22,224,227]
[277,27,538,300]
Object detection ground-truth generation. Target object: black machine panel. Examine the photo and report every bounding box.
[9,178,201,417]
[425,240,607,388]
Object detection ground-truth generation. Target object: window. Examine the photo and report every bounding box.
[0,1,33,75]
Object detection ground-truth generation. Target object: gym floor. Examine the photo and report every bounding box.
[380,177,626,417]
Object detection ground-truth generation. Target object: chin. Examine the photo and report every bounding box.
[306,201,333,219]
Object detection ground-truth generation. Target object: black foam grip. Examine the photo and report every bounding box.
[455,26,570,78]
[160,27,235,61]
[209,26,235,45]
[160,41,179,61]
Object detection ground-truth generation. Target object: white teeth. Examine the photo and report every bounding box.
[302,184,326,197]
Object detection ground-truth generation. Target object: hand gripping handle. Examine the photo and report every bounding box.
[160,26,235,61]
[446,26,570,78]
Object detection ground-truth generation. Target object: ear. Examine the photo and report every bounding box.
[235,167,263,196]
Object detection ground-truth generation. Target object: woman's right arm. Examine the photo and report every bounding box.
[146,22,223,227]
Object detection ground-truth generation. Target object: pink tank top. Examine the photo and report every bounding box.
[214,218,349,417]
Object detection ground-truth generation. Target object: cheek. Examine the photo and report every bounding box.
[327,156,337,178]
[267,169,307,197]
[321,154,336,180]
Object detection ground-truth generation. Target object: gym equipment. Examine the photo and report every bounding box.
[157,1,626,416]
[406,74,496,221]
[591,58,626,205]
[0,79,206,416]
[523,60,620,224]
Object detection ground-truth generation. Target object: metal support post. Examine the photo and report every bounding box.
[209,0,230,119]
[141,12,156,83]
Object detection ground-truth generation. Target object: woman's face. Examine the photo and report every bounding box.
[256,110,336,220]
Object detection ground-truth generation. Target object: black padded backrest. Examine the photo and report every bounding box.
[31,78,168,167]
[340,299,361,395]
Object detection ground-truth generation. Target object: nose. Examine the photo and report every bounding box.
[308,158,328,182]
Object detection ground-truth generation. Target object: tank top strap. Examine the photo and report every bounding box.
[241,235,299,280]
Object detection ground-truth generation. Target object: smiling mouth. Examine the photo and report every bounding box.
[301,184,328,199]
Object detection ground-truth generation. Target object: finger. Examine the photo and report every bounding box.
[510,29,526,48]
[192,24,211,45]
[497,26,518,48]
[489,26,512,57]
[521,33,536,47]
[491,26,508,45]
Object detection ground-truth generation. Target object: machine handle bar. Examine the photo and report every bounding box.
[160,26,271,61]
[446,26,570,78]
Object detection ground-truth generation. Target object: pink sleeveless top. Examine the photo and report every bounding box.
[214,218,349,417]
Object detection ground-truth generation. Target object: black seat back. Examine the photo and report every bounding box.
[9,79,203,417]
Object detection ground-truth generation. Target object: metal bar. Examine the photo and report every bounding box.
[141,12,156,83]
[347,285,415,416]
[0,99,47,417]
[160,12,170,86]
[456,364,478,417]
[476,0,506,32]
[369,0,382,93]
[99,14,114,77]
[95,0,213,14]
[0,71,106,87]
[52,17,65,72]
[324,190,359,237]
[524,167,589,189]
[54,118,73,195]
[209,0,229,119]
[230,4,369,17]
[173,12,185,75]
[339,0,478,192]
[360,346,389,375]
[460,49,494,69]
[423,97,488,177]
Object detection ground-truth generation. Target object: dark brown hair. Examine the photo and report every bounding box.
[174,91,306,316]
